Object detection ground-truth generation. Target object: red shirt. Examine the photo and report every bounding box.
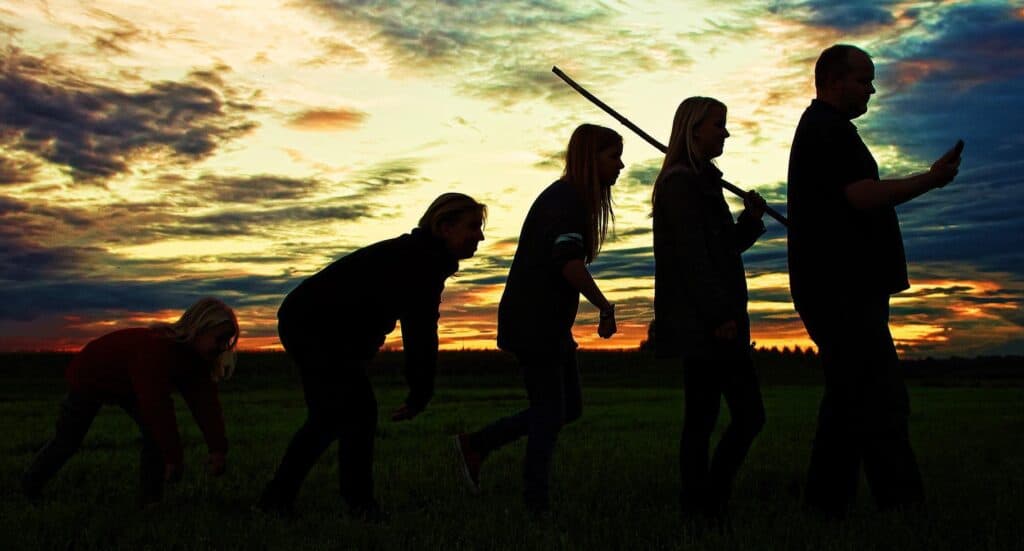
[66,327,227,465]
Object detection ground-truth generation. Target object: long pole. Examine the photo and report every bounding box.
[552,66,789,228]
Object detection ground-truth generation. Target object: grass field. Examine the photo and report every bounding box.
[1,352,1022,550]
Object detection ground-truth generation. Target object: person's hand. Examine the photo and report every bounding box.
[164,463,184,483]
[207,452,226,476]
[598,307,617,339]
[390,403,420,422]
[744,190,767,220]
[929,139,964,188]
[714,320,737,340]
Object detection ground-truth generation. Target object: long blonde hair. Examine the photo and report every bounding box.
[154,297,240,381]
[651,97,726,206]
[563,123,621,263]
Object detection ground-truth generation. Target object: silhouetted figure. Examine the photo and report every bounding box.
[454,124,621,516]
[257,193,486,520]
[21,297,239,506]
[652,97,768,517]
[787,44,963,516]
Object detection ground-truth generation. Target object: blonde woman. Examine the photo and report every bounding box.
[258,192,486,520]
[21,297,239,506]
[454,124,621,516]
[652,97,768,517]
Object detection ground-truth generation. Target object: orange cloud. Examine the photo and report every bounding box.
[286,108,367,131]
[890,59,953,91]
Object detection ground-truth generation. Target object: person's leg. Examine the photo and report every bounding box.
[260,348,344,510]
[467,404,532,459]
[457,355,564,494]
[860,301,924,509]
[708,345,765,510]
[336,364,378,509]
[21,391,102,497]
[679,352,722,512]
[561,346,583,426]
[119,399,165,505]
[465,344,581,461]
[804,315,867,516]
[521,342,576,512]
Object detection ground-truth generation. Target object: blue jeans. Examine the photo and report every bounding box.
[469,340,581,508]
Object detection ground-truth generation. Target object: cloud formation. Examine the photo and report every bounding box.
[0,47,258,181]
[286,107,368,131]
[301,0,694,105]
[768,0,898,31]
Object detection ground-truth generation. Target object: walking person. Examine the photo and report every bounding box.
[257,192,486,520]
[787,44,963,516]
[652,96,768,517]
[21,297,239,506]
[454,123,621,516]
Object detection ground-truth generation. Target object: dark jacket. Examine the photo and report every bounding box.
[653,164,765,357]
[66,327,227,465]
[277,228,458,411]
[497,180,588,355]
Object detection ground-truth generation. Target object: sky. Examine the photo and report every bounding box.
[1,0,1022,357]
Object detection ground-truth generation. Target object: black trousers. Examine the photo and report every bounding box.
[469,340,581,507]
[22,391,164,502]
[801,297,924,513]
[680,342,765,511]
[262,328,378,508]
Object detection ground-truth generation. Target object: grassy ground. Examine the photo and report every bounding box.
[1,357,1021,550]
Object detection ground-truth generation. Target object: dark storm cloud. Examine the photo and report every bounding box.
[0,154,39,184]
[767,0,897,30]
[159,203,375,238]
[589,246,653,280]
[0,48,258,181]
[186,174,327,203]
[0,273,299,322]
[0,240,100,283]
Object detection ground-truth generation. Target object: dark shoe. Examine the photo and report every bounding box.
[348,500,390,524]
[453,433,482,494]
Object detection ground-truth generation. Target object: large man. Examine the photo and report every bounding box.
[786,44,962,515]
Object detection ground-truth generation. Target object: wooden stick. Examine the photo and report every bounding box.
[552,66,789,228]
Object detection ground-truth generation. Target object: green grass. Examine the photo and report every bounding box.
[1,367,1022,550]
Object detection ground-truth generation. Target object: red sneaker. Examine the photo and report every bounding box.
[453,433,482,494]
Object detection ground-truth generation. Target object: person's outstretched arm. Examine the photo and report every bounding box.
[845,140,963,210]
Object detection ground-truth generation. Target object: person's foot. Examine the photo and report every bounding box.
[347,500,390,524]
[453,433,482,494]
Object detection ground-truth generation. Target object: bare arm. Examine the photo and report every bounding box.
[845,140,963,210]
[561,258,616,338]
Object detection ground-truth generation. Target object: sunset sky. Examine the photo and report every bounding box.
[1,0,1021,357]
